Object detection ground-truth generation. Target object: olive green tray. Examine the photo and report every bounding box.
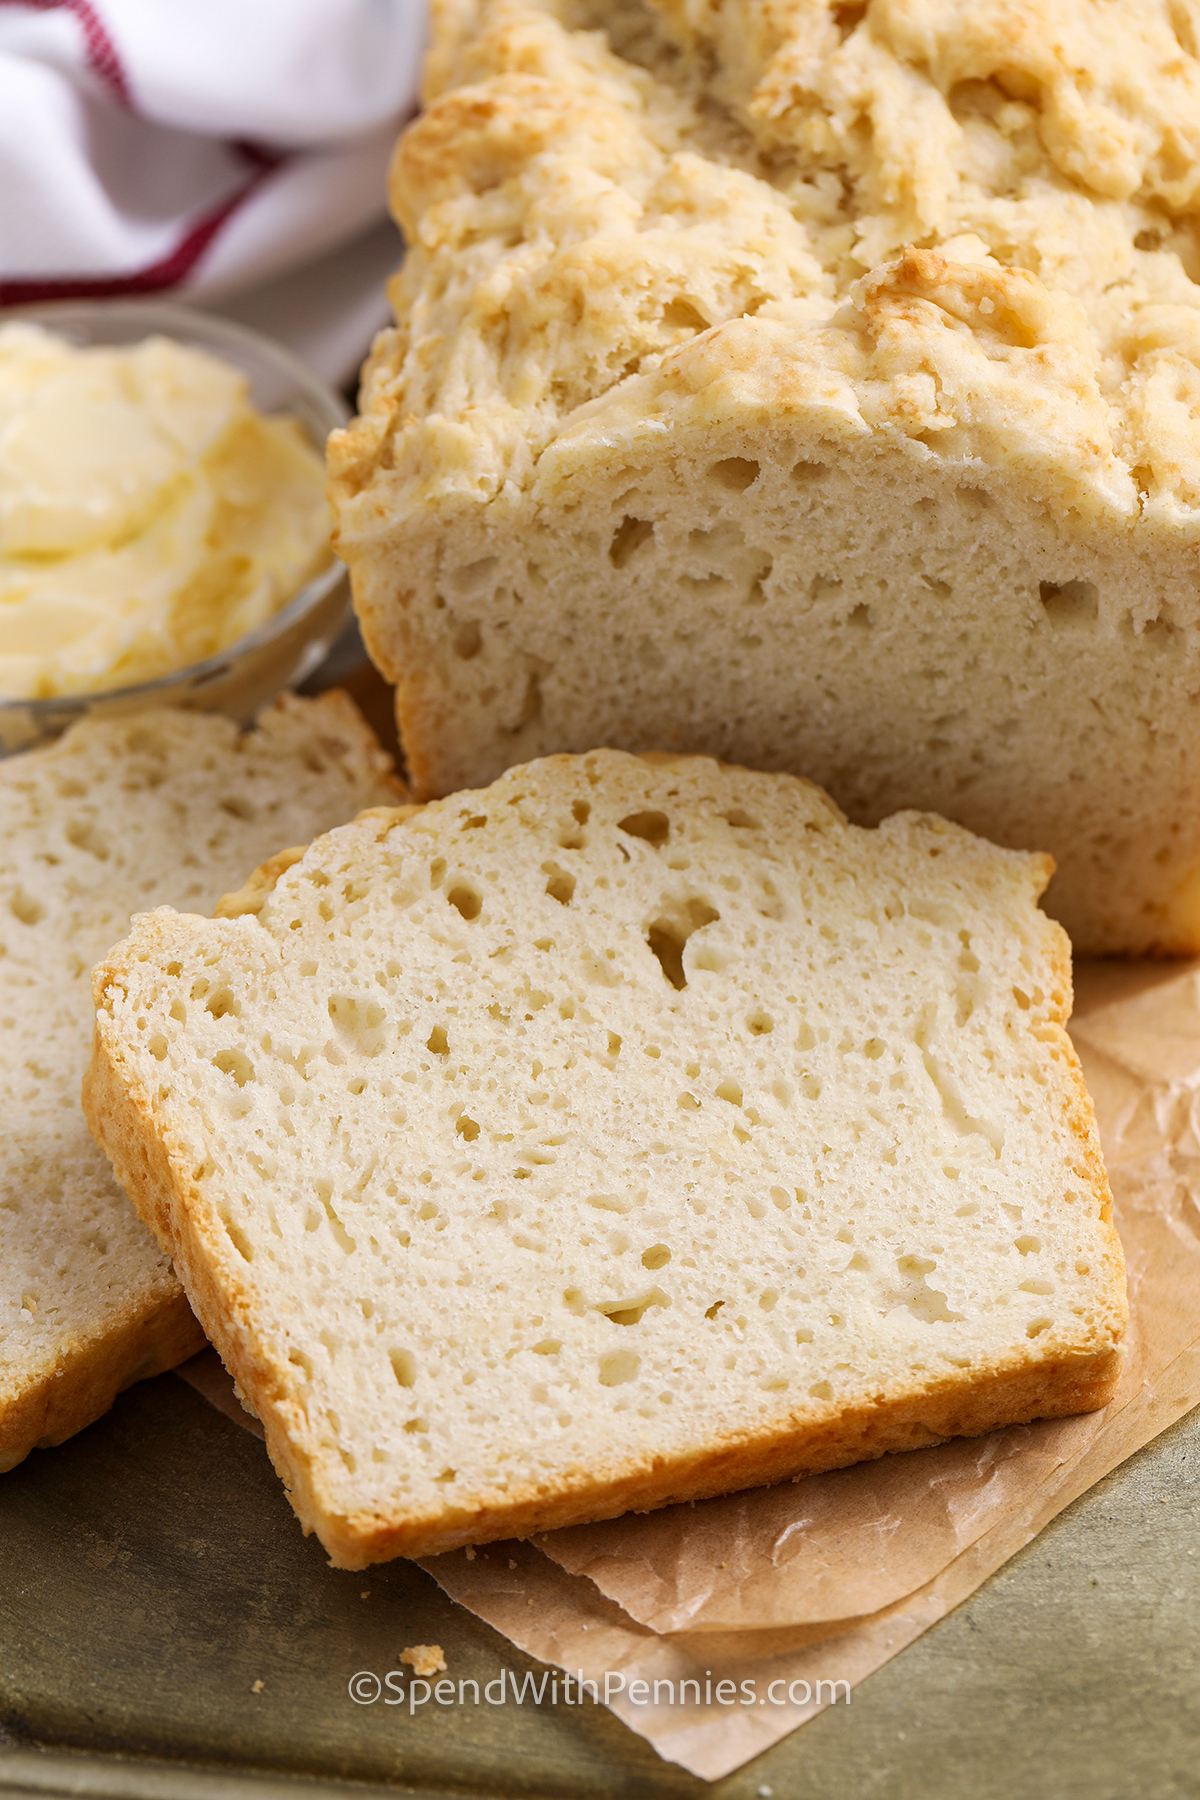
[2,1374,1197,1800]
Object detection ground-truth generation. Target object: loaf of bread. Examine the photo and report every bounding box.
[0,694,402,1472]
[85,751,1125,1566]
[329,0,1200,955]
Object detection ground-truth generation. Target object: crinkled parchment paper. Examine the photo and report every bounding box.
[181,962,1200,1780]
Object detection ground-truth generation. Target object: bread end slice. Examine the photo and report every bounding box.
[0,1286,203,1474]
[0,692,404,1471]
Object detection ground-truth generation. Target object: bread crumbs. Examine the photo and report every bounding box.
[401,1644,446,1677]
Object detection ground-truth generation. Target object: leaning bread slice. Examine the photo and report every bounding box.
[85,751,1126,1566]
[0,694,403,1472]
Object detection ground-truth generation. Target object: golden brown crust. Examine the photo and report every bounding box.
[83,1012,344,1537]
[213,846,310,920]
[0,1288,204,1473]
[214,805,425,919]
[325,1341,1124,1565]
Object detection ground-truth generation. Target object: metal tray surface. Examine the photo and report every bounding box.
[2,1375,1198,1800]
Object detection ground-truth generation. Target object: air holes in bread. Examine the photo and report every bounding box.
[645,898,719,989]
[64,819,111,859]
[456,1113,481,1141]
[597,1288,668,1327]
[722,808,758,830]
[642,1244,671,1269]
[543,862,575,904]
[598,1349,640,1386]
[619,810,669,847]
[329,996,386,1056]
[213,1049,254,1086]
[447,882,481,920]
[662,298,708,332]
[1039,579,1099,627]
[588,1192,633,1214]
[10,889,44,925]
[609,516,654,568]
[747,1011,773,1036]
[710,457,760,491]
[427,1025,449,1055]
[390,1349,418,1387]
[222,1217,253,1261]
[646,923,686,990]
[454,620,482,660]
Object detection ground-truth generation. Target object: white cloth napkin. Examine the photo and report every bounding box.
[0,0,426,382]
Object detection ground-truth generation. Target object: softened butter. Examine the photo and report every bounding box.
[0,323,331,699]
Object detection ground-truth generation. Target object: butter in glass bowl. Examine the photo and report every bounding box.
[0,321,332,700]
[0,302,352,756]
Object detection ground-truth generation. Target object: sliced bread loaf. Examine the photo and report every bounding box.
[330,0,1200,953]
[0,694,402,1471]
[85,751,1125,1566]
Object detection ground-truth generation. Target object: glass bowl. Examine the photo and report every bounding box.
[0,300,352,756]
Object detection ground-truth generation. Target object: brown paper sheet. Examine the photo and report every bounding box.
[419,961,1200,1777]
[176,963,1200,1779]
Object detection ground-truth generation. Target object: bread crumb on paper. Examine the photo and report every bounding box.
[401,1644,446,1677]
[251,1679,264,1695]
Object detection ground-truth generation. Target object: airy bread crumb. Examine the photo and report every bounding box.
[0,694,402,1471]
[85,751,1125,1566]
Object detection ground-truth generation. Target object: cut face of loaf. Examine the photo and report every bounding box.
[329,0,1200,955]
[85,752,1126,1567]
[0,695,402,1472]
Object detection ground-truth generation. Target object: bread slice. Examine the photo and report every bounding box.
[84,751,1125,1566]
[0,694,403,1472]
[330,0,1200,954]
